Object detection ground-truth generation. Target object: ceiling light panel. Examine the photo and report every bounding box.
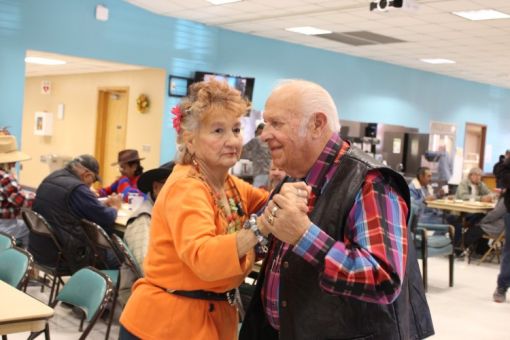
[420,58,456,64]
[25,57,67,65]
[207,0,242,5]
[285,26,332,35]
[452,9,510,21]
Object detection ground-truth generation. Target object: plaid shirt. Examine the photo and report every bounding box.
[262,133,408,330]
[0,169,35,219]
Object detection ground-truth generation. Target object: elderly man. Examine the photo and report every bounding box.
[409,166,443,224]
[240,80,433,340]
[30,155,122,271]
[124,161,175,270]
[455,167,492,202]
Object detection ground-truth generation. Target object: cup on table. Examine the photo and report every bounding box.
[128,193,144,211]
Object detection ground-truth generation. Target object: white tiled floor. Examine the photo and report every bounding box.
[7,256,510,340]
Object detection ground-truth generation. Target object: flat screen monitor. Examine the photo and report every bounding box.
[195,71,255,102]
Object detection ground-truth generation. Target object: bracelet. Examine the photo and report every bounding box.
[244,214,269,247]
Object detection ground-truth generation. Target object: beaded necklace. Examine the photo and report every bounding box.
[191,163,246,234]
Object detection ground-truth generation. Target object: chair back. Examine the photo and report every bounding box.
[81,219,124,268]
[0,231,15,251]
[56,266,113,322]
[0,247,33,289]
[21,208,65,254]
[111,234,143,278]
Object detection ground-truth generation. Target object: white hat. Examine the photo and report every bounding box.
[0,135,31,163]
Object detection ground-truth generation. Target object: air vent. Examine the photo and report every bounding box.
[317,30,405,46]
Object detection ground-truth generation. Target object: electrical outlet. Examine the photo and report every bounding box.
[142,144,151,152]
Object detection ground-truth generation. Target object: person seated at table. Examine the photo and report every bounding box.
[30,155,122,271]
[463,194,506,257]
[409,166,443,224]
[0,134,34,247]
[124,161,175,271]
[119,79,269,340]
[455,167,492,202]
[98,149,144,202]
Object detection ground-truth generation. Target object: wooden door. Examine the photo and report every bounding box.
[95,89,129,186]
[463,122,487,177]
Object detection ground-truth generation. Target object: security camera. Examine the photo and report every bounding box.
[370,0,403,11]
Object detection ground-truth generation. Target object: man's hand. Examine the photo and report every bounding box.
[105,193,122,210]
[481,194,493,203]
[259,182,311,245]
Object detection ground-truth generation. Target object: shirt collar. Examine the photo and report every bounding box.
[303,132,349,194]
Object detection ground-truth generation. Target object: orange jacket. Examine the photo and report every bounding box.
[120,164,268,340]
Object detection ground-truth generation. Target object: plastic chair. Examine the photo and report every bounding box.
[81,219,122,340]
[21,208,72,304]
[0,247,33,289]
[410,209,455,292]
[0,231,15,251]
[29,267,114,340]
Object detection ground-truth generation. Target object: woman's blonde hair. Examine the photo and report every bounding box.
[174,79,250,164]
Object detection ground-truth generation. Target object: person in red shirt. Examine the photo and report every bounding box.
[0,134,34,246]
[98,149,144,202]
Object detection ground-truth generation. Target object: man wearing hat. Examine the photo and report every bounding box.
[98,149,144,202]
[30,154,122,271]
[124,161,175,270]
[0,134,34,246]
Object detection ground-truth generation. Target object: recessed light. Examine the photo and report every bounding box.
[285,26,332,36]
[25,57,67,65]
[452,9,510,21]
[420,58,456,65]
[206,0,242,5]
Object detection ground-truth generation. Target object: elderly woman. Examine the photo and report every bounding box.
[119,80,269,340]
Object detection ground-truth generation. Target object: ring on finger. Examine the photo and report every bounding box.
[271,205,279,217]
[267,214,274,225]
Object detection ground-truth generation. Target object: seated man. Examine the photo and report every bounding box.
[455,167,492,202]
[464,195,506,256]
[241,123,271,188]
[451,167,493,252]
[29,155,122,271]
[409,166,443,224]
[124,161,175,270]
[0,135,34,246]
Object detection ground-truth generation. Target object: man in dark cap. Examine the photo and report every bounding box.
[124,161,175,270]
[30,154,122,271]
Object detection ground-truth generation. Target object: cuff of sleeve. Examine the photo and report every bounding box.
[292,224,335,268]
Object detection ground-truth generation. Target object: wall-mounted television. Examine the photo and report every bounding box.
[194,71,255,102]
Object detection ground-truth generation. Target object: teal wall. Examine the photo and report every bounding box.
[1,0,509,170]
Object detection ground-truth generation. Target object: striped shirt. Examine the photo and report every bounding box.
[261,133,408,330]
[98,175,143,202]
[0,169,34,219]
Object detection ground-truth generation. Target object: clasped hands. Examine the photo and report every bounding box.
[257,182,312,245]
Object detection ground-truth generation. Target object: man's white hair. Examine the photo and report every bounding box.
[271,79,340,136]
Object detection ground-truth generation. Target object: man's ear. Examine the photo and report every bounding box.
[310,112,328,137]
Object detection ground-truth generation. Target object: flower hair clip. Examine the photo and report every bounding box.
[171,105,182,133]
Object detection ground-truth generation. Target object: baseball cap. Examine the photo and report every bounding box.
[74,154,101,182]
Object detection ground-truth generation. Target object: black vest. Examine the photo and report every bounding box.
[30,168,95,272]
[240,147,434,340]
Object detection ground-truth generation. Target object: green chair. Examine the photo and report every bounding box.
[410,209,455,292]
[0,231,15,251]
[29,267,114,340]
[81,219,123,340]
[0,247,33,289]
